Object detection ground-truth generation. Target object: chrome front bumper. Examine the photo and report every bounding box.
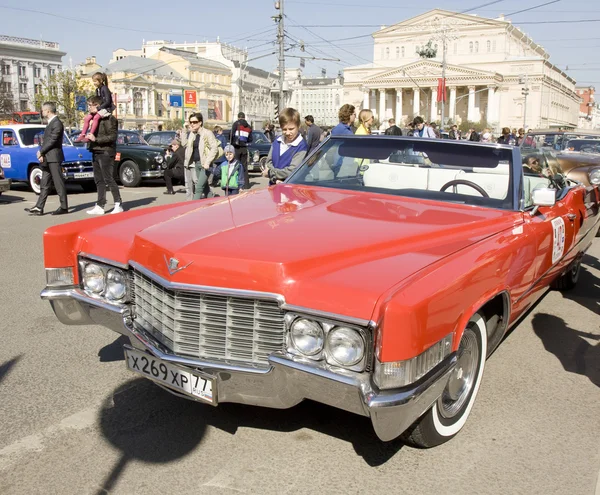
[141,170,163,178]
[41,287,456,442]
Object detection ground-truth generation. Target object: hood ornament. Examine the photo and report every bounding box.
[164,255,193,275]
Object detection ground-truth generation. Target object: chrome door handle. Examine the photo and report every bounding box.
[566,213,577,221]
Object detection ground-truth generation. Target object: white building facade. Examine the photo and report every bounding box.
[288,74,344,127]
[0,34,65,112]
[343,10,580,131]
[112,40,275,126]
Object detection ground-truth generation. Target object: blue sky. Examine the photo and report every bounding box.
[1,0,598,88]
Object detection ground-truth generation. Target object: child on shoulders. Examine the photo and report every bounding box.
[75,72,115,142]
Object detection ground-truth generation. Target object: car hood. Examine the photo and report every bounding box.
[79,185,521,321]
[63,146,92,162]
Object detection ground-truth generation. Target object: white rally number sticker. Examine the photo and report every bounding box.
[0,154,11,169]
[551,217,565,264]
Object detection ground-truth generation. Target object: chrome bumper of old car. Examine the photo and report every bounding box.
[41,287,457,441]
[141,170,163,178]
[0,179,11,193]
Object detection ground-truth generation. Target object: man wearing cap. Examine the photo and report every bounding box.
[230,111,253,189]
[216,143,245,196]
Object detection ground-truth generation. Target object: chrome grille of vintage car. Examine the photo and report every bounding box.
[131,269,286,368]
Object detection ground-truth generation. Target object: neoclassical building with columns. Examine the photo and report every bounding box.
[344,9,580,131]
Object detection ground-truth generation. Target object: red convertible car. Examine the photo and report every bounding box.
[41,136,600,447]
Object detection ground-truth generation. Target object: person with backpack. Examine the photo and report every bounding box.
[230,112,253,189]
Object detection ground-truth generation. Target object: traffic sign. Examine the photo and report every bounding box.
[169,94,183,107]
[75,95,87,112]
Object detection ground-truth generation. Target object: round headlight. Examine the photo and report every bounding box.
[290,319,324,356]
[83,263,105,294]
[105,269,127,300]
[326,327,365,367]
[155,155,164,164]
[589,168,600,185]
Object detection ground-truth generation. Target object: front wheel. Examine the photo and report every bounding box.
[29,166,43,194]
[119,160,141,187]
[402,313,488,448]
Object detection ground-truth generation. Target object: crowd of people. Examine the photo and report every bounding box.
[24,77,544,217]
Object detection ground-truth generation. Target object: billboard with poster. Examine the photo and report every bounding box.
[208,100,223,121]
[184,90,197,108]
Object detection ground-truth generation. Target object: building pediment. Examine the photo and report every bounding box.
[374,9,506,37]
[364,60,501,86]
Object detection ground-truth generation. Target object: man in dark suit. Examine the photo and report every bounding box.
[24,102,68,216]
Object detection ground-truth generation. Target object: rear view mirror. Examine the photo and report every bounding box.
[532,188,556,207]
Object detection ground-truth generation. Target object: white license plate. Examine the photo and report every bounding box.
[125,348,215,404]
[73,172,94,178]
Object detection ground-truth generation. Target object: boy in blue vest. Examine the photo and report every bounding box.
[218,144,245,196]
[261,107,308,185]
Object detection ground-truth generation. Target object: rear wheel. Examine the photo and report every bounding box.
[119,160,141,187]
[29,166,43,195]
[402,313,488,448]
[551,258,581,291]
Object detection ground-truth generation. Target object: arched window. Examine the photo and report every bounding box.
[386,47,390,59]
[396,46,399,58]
[475,41,479,53]
[401,46,405,57]
[469,42,473,53]
[487,40,491,52]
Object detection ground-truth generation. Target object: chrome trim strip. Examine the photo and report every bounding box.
[282,304,372,327]
[40,288,128,313]
[79,252,129,270]
[141,171,163,177]
[129,261,286,303]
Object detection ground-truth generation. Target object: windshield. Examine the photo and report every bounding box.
[18,127,71,147]
[564,139,600,153]
[287,137,515,210]
[22,114,42,124]
[252,131,270,144]
[522,133,600,152]
[118,132,147,145]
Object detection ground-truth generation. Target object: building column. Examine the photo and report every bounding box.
[363,89,370,110]
[395,88,403,122]
[431,87,438,122]
[487,85,495,124]
[413,87,420,117]
[467,86,476,122]
[149,86,156,116]
[379,89,386,120]
[449,87,457,123]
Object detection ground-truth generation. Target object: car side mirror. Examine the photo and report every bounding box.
[530,188,556,216]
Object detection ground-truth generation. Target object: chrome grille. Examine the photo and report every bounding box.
[132,270,286,368]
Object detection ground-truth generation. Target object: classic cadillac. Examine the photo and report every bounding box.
[41,136,600,447]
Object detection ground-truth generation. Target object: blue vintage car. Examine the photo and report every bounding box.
[0,124,94,193]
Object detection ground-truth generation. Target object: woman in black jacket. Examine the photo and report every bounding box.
[163,138,185,195]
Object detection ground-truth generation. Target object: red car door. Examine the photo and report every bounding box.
[523,187,580,295]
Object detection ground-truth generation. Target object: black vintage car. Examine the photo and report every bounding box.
[70,130,167,187]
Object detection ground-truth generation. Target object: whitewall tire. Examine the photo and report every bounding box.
[29,166,43,195]
[402,313,488,448]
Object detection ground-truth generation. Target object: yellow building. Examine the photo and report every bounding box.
[78,48,232,130]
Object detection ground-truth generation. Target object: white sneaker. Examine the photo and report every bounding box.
[110,203,124,214]
[86,205,105,215]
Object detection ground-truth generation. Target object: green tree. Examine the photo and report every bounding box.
[161,118,183,131]
[34,69,93,129]
[0,90,14,120]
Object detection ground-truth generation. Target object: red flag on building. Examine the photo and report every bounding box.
[437,78,446,102]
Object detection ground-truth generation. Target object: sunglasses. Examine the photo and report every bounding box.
[189,120,200,124]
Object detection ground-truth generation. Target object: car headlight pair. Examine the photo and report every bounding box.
[288,317,366,369]
[589,168,600,185]
[81,261,128,302]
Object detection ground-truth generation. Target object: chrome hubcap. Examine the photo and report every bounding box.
[123,168,133,182]
[439,327,479,419]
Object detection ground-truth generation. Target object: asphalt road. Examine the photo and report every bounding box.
[0,178,599,495]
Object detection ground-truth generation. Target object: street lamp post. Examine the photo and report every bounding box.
[520,74,529,130]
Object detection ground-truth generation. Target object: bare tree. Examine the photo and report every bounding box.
[34,69,93,128]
